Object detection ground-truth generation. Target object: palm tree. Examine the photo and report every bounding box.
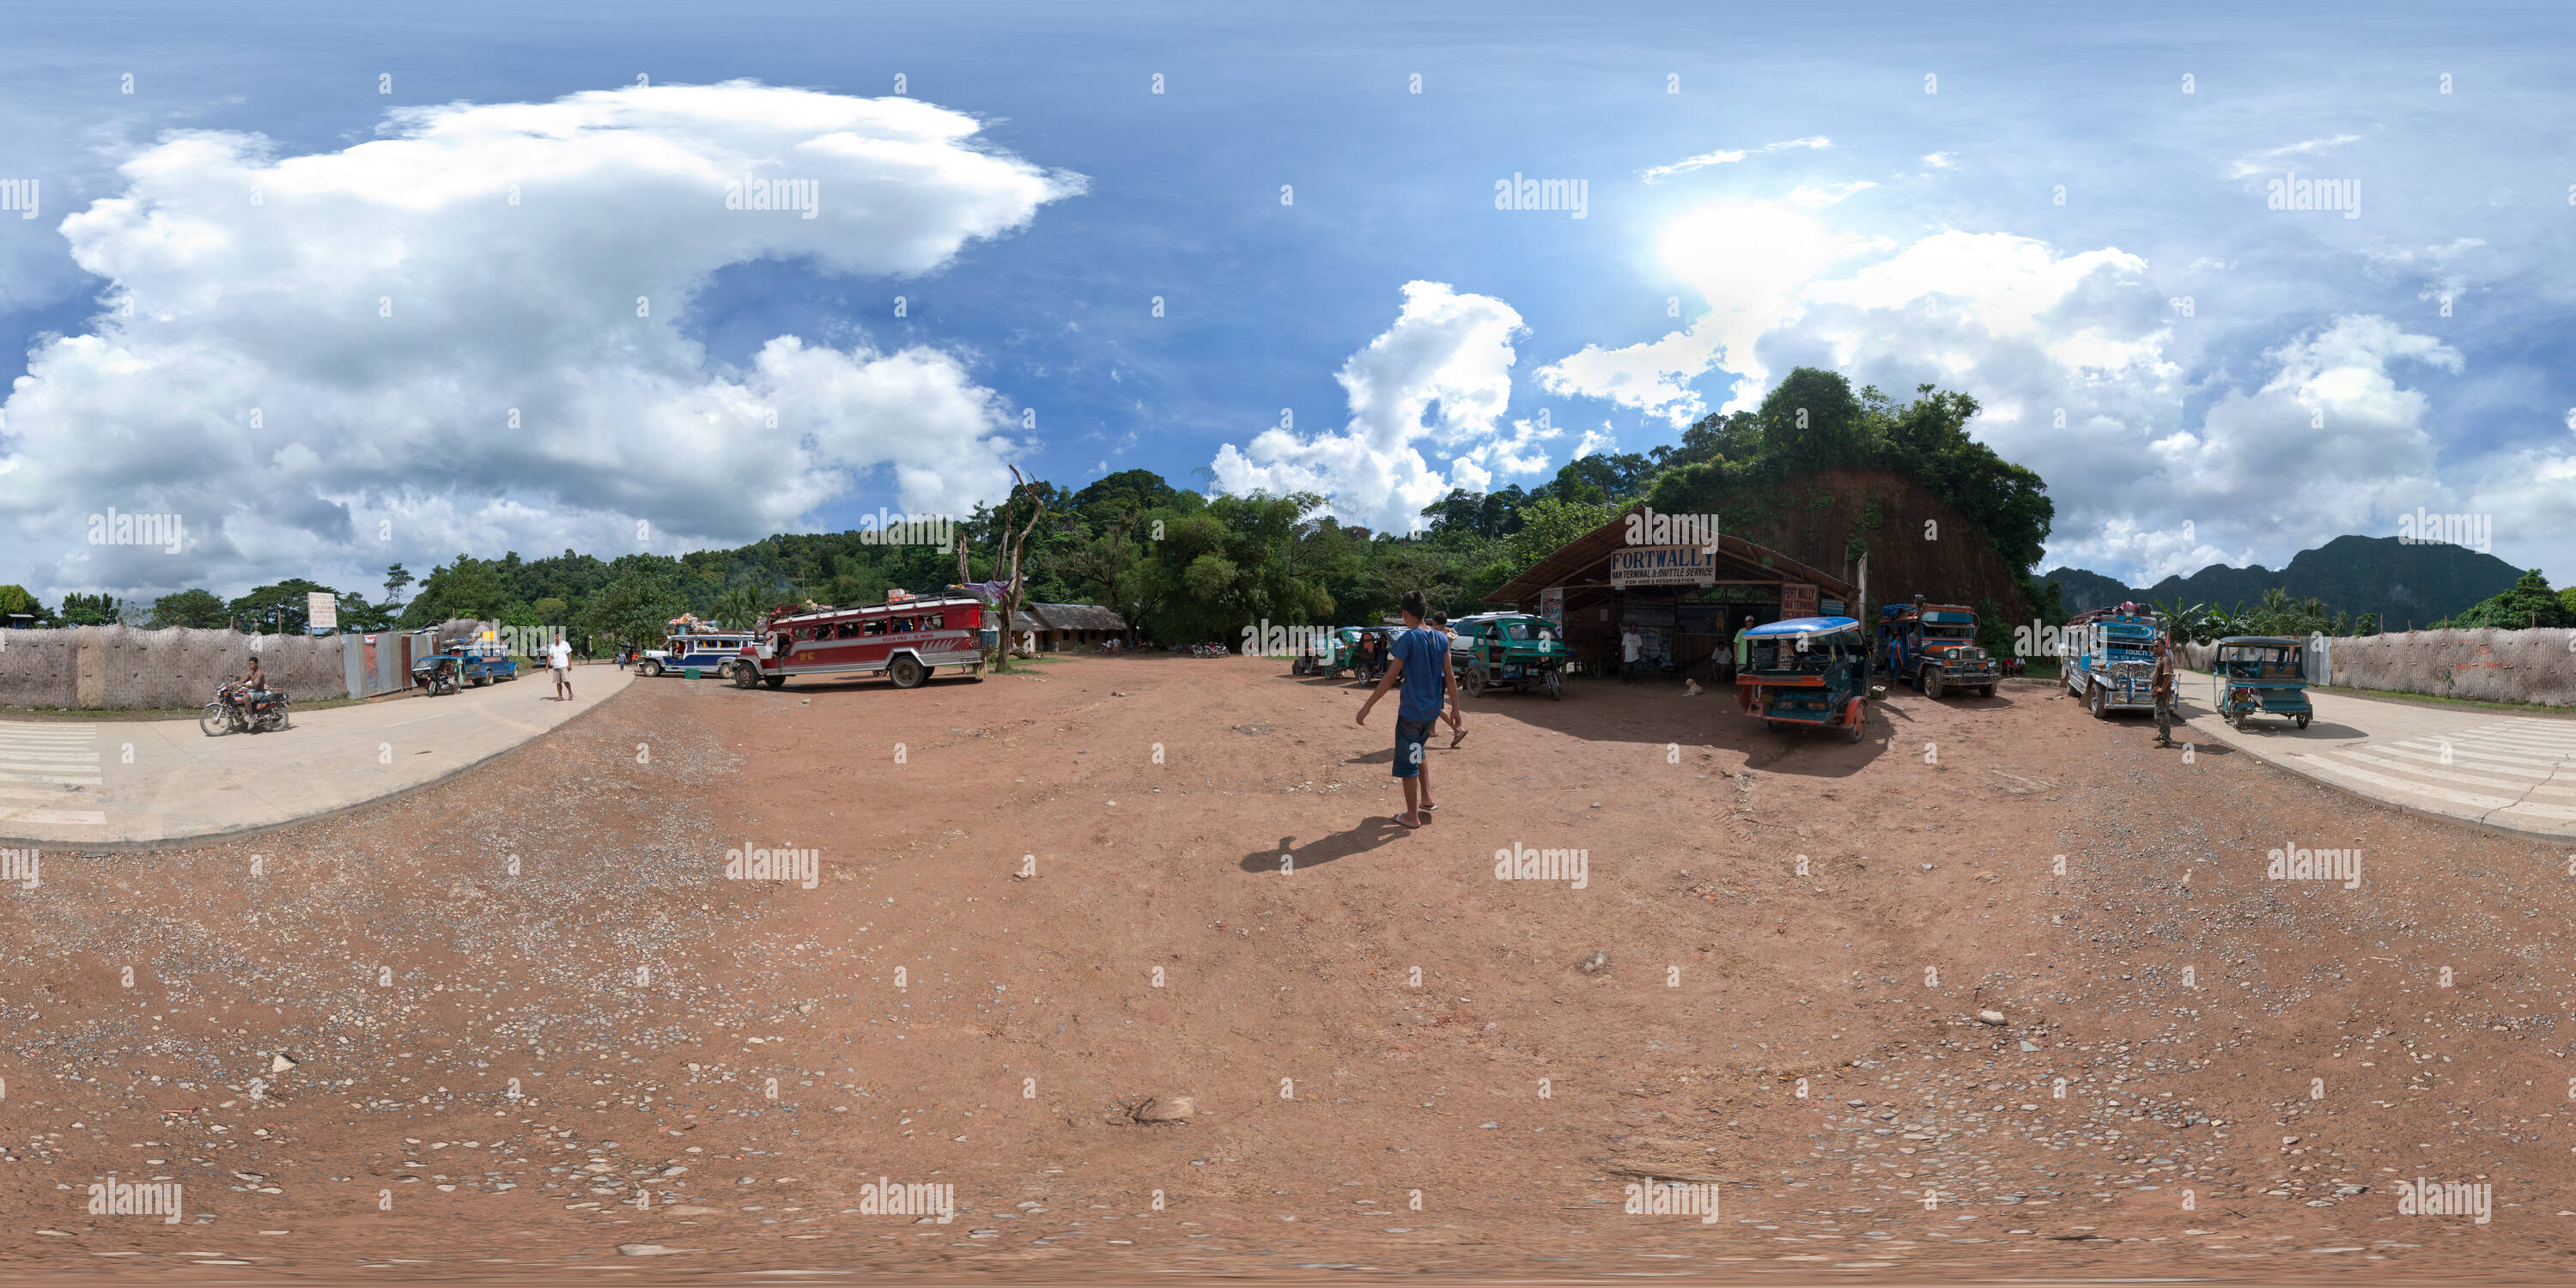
[711,584,768,633]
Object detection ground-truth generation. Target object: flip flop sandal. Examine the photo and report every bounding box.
[1395,814,1425,829]
[1421,802,1439,811]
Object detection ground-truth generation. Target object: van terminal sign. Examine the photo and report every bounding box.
[1608,545,1718,588]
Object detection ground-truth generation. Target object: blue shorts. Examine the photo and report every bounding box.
[1394,716,1435,779]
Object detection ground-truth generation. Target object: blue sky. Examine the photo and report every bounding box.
[2,0,2570,609]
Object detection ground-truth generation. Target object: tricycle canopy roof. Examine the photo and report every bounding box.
[1744,616,1860,639]
[2215,635,2305,648]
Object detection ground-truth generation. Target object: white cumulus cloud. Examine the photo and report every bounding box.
[0,80,1079,603]
[1208,282,1540,532]
[1539,188,2486,585]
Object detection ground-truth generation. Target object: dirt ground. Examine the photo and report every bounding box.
[2,653,2570,1283]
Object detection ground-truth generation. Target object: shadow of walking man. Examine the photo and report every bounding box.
[1239,819,1413,874]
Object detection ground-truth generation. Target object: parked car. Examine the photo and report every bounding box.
[1735,616,1869,742]
[1450,612,1572,700]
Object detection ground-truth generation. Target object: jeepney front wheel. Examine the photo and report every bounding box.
[1978,684,1995,699]
[889,655,927,690]
[1923,668,1944,700]
[2088,684,2107,719]
[640,659,664,677]
[1461,667,1485,699]
[732,665,761,690]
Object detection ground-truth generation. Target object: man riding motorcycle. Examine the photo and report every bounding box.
[222,655,269,712]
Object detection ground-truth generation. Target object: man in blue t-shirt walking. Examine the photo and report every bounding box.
[1355,589,1459,829]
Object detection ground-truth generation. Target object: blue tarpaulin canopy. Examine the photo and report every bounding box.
[1742,616,1860,639]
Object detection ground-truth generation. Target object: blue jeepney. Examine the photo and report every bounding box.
[411,638,518,694]
[1735,617,1869,743]
[1878,600,1999,699]
[641,632,753,679]
[2064,606,2160,719]
[2211,635,2314,730]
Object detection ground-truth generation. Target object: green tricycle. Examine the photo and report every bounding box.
[2210,635,2313,730]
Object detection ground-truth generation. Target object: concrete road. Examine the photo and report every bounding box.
[2160,669,2576,841]
[0,662,635,847]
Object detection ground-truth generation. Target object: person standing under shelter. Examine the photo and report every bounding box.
[1355,590,1457,829]
[1621,625,1641,683]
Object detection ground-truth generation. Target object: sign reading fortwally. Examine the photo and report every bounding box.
[1609,545,1717,588]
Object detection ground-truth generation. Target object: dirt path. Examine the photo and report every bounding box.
[0,655,2563,1280]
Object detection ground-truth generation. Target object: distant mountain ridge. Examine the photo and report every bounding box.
[2043,535,2521,629]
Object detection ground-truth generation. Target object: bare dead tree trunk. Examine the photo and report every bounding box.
[993,465,1048,673]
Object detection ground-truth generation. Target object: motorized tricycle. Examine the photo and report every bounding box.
[1736,616,1869,742]
[2210,635,2313,730]
[1450,612,1572,701]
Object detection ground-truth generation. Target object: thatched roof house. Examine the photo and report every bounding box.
[1002,603,1132,650]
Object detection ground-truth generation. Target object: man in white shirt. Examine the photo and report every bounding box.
[549,636,574,702]
[1621,627,1641,684]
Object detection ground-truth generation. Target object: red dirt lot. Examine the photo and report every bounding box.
[1,653,2570,1283]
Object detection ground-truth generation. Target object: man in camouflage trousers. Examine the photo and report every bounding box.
[2152,636,2178,747]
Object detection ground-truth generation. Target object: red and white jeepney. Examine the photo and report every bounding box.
[732,595,993,690]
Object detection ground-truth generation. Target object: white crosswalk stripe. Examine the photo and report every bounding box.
[2287,717,2576,829]
[0,721,106,827]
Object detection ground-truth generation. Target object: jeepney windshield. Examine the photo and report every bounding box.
[1923,623,1974,640]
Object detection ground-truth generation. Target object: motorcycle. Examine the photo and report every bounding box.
[200,682,291,737]
[416,657,461,697]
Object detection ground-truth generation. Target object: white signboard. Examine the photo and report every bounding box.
[307,591,337,630]
[1608,545,1717,589]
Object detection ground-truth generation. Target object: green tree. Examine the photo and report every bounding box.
[56,592,125,625]
[1756,368,1873,468]
[148,588,228,629]
[710,585,767,633]
[384,563,414,605]
[584,564,687,652]
[2445,568,2569,629]
[227,580,340,634]
[0,585,46,624]
[398,556,509,626]
[335,592,395,632]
